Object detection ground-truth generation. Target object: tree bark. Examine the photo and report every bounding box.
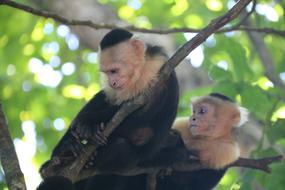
[0,103,27,190]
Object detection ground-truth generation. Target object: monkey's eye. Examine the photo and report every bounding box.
[109,69,118,74]
[198,107,207,114]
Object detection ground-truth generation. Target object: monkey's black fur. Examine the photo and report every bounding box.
[37,176,76,190]
[100,28,133,50]
[78,129,225,190]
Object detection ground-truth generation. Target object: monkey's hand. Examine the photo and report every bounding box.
[157,167,173,178]
[71,122,108,147]
[63,133,86,157]
[188,149,199,161]
[84,151,98,169]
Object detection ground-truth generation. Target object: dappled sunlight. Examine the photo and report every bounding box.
[61,62,76,76]
[53,118,66,131]
[28,57,63,87]
[184,33,204,68]
[66,34,79,51]
[217,60,228,70]
[13,120,41,190]
[43,23,54,35]
[272,106,285,122]
[6,64,16,76]
[62,83,100,100]
[279,72,285,81]
[205,34,216,47]
[119,5,135,19]
[31,22,44,42]
[62,84,86,99]
[57,25,70,38]
[255,77,274,90]
[184,14,204,28]
[36,65,63,88]
[206,0,223,12]
[217,169,240,189]
[171,0,189,16]
[42,41,60,55]
[49,55,61,68]
[256,4,279,22]
[22,81,32,92]
[23,44,35,56]
[29,57,44,73]
[87,52,98,64]
[127,0,142,10]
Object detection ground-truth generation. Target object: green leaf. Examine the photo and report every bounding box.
[267,119,285,143]
[208,65,233,82]
[240,170,256,190]
[212,81,238,99]
[240,84,272,119]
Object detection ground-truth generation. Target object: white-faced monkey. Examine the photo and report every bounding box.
[156,93,249,190]
[37,28,179,190]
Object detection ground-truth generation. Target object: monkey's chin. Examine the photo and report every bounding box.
[189,126,198,137]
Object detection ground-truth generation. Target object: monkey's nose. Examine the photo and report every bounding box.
[112,81,117,87]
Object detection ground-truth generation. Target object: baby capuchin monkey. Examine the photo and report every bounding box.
[154,93,249,190]
[173,93,248,169]
[38,28,179,189]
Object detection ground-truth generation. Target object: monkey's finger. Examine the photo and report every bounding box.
[82,127,91,139]
[71,141,86,156]
[99,122,105,131]
[91,133,107,146]
[71,130,80,140]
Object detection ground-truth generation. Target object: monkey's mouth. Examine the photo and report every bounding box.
[111,85,124,90]
[189,124,197,128]
[189,125,198,136]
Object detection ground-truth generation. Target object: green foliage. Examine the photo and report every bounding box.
[1,0,285,189]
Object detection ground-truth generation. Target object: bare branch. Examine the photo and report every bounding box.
[76,155,283,181]
[1,0,285,37]
[229,156,284,173]
[40,0,253,182]
[0,103,27,190]
[218,26,285,37]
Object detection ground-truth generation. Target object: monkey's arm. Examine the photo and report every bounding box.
[50,91,118,158]
[139,130,192,168]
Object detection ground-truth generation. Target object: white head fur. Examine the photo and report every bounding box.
[236,106,249,127]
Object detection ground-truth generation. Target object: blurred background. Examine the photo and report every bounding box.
[0,0,285,189]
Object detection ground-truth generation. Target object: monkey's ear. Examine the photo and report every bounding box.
[130,39,146,56]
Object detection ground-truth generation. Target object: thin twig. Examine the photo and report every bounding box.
[0,0,285,37]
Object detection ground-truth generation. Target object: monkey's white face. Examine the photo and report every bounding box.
[99,39,145,91]
[189,102,217,137]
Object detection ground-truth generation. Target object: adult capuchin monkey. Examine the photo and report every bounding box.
[79,93,248,190]
[37,28,179,190]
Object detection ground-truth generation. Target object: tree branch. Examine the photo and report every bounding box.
[1,0,284,37]
[0,103,27,190]
[76,155,283,182]
[229,156,284,173]
[39,0,253,182]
